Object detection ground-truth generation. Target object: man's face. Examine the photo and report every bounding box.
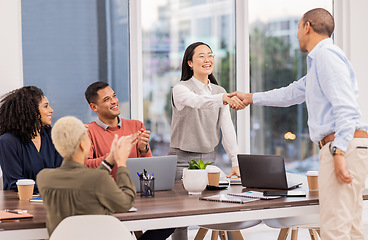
[297,18,308,53]
[91,86,120,119]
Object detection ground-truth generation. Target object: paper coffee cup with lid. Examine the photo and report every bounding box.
[207,168,221,186]
[306,171,318,191]
[16,179,35,200]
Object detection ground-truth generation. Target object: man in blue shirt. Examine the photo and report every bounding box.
[230,8,368,240]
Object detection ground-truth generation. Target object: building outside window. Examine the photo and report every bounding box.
[249,0,333,173]
[21,0,130,123]
[141,0,237,172]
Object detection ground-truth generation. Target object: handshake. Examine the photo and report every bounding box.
[222,91,253,110]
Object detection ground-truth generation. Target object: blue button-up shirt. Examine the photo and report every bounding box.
[253,38,367,151]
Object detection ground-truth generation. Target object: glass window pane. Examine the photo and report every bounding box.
[142,0,237,172]
[249,1,333,173]
[21,0,130,123]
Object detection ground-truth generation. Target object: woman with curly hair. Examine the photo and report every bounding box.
[0,86,62,192]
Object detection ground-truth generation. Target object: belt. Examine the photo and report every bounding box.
[318,130,368,149]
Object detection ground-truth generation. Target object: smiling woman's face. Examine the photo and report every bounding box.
[39,96,53,126]
[188,44,214,80]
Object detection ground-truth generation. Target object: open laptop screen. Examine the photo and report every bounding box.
[238,154,301,190]
[126,155,178,192]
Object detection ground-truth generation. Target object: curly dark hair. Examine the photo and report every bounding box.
[0,86,45,143]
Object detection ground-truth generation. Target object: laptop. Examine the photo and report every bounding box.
[126,155,177,192]
[238,154,302,190]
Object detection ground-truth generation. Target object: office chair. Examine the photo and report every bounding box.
[195,220,262,240]
[49,215,134,240]
[263,214,320,240]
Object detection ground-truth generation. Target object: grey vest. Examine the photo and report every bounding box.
[170,78,226,153]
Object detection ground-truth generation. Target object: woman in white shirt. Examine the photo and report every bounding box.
[169,42,244,181]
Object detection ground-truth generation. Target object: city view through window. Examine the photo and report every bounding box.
[142,0,332,174]
[20,0,333,175]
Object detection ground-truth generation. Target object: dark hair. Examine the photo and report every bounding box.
[302,8,334,37]
[180,42,218,85]
[85,81,109,104]
[0,86,45,143]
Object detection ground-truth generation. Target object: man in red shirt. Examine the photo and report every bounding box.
[84,82,152,179]
[84,82,174,240]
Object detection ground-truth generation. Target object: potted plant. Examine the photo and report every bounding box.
[182,159,210,195]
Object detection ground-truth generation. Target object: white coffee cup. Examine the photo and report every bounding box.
[16,179,35,200]
[306,171,318,191]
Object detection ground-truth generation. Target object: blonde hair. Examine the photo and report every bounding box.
[51,116,87,159]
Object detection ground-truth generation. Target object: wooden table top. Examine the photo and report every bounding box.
[1,174,367,231]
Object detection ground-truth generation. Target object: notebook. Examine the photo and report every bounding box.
[238,154,302,190]
[29,196,43,202]
[228,191,282,200]
[126,155,177,192]
[0,210,33,220]
[199,193,259,204]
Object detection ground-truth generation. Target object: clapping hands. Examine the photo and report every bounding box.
[106,134,138,167]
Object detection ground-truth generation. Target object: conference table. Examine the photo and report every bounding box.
[1,174,368,239]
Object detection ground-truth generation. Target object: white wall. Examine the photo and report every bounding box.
[0,0,23,97]
[350,0,368,124]
[334,0,368,124]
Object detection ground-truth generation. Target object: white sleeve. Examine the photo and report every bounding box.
[220,105,239,167]
[173,84,224,111]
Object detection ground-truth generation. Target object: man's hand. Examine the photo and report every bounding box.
[333,155,353,184]
[226,166,240,178]
[222,94,246,110]
[228,91,253,109]
[137,128,151,153]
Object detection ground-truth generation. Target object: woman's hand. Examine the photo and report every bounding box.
[114,134,138,167]
[226,166,240,178]
[222,94,246,110]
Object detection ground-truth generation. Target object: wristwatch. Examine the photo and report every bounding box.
[138,144,149,154]
[329,143,345,156]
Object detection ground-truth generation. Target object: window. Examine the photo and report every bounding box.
[21,0,130,123]
[141,0,237,172]
[249,0,333,173]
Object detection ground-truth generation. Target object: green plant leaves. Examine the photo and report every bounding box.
[187,158,210,169]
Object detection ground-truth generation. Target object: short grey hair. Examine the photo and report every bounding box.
[51,116,87,159]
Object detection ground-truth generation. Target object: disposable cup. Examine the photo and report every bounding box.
[16,179,35,200]
[208,171,220,186]
[306,171,318,191]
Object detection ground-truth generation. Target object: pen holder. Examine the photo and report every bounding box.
[140,178,155,197]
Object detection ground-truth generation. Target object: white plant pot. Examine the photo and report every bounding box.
[182,169,208,195]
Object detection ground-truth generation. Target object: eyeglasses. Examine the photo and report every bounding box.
[197,53,215,59]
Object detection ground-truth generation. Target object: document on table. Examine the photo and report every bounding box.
[199,193,259,204]
[228,191,282,200]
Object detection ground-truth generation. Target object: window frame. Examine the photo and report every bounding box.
[1,0,366,155]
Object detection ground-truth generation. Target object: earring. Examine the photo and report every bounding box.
[190,67,192,70]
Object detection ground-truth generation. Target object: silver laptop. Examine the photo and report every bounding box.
[238,154,302,190]
[126,155,177,192]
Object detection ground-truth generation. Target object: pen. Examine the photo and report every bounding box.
[4,209,26,214]
[151,172,154,179]
[137,172,141,179]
